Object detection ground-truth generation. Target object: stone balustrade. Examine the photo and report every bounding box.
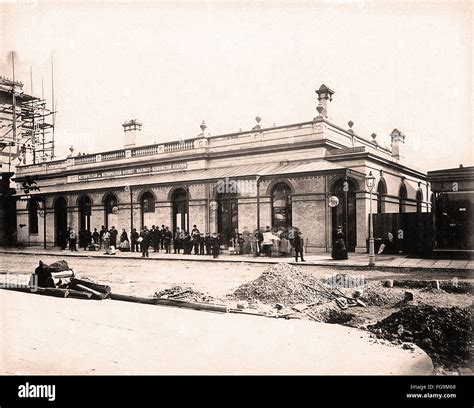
[131,144,161,157]
[101,150,126,161]
[16,119,391,178]
[163,139,195,152]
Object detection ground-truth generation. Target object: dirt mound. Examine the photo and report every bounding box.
[154,286,219,303]
[231,263,328,305]
[360,282,405,307]
[368,305,472,367]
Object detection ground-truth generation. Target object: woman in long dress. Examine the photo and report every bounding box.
[332,226,348,260]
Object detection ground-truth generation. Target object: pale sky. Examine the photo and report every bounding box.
[1,0,472,171]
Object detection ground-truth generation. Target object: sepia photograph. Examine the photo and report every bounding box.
[0,0,472,403]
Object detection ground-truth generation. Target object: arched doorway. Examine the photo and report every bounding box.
[140,191,155,228]
[399,183,408,213]
[54,197,68,246]
[172,188,188,233]
[271,182,292,229]
[377,178,387,213]
[331,178,357,252]
[103,193,118,229]
[78,194,92,231]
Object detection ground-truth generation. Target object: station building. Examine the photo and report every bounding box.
[14,85,431,253]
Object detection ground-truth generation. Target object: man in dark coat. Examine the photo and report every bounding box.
[210,233,220,259]
[204,234,211,255]
[141,229,151,258]
[150,226,158,252]
[160,225,166,249]
[109,226,118,249]
[193,232,201,255]
[131,228,139,252]
[293,231,305,262]
[184,232,192,254]
[163,226,172,253]
[155,227,162,253]
[92,228,100,245]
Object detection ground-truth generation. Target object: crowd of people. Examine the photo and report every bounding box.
[61,224,348,262]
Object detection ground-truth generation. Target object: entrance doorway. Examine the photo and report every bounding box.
[217,192,238,243]
[78,195,92,231]
[54,196,68,247]
[103,193,118,229]
[172,188,188,233]
[331,178,357,252]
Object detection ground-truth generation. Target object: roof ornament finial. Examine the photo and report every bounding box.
[198,120,208,138]
[371,132,378,149]
[347,121,354,134]
[252,116,262,130]
[315,103,324,120]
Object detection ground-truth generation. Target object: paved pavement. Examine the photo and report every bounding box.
[0,290,433,375]
[1,247,473,271]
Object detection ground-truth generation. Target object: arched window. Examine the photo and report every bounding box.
[416,189,423,213]
[172,188,188,232]
[28,198,39,234]
[140,191,155,213]
[399,183,408,213]
[376,179,387,213]
[271,182,292,229]
[103,193,118,229]
[78,194,92,231]
[140,191,155,228]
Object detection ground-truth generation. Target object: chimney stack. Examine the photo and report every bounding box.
[390,128,405,160]
[122,119,142,148]
[315,84,334,118]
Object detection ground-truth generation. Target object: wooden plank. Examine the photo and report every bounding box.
[110,292,229,313]
[70,283,104,300]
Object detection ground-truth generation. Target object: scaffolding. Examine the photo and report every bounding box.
[0,75,56,165]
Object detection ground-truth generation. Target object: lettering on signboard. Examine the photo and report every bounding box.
[70,162,188,182]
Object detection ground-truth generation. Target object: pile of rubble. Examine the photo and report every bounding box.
[231,263,328,305]
[154,286,219,303]
[368,305,472,366]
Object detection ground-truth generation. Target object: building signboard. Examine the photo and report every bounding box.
[67,162,187,183]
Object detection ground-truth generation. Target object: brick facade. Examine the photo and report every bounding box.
[13,86,431,252]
